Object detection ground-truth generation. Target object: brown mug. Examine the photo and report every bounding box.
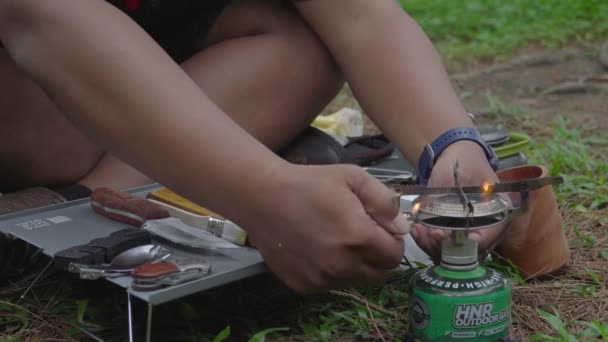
[494,165,570,278]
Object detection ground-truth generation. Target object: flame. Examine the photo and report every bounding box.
[412,202,421,214]
[481,181,495,201]
[481,182,494,194]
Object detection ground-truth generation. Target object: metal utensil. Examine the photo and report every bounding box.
[394,176,563,196]
[69,244,171,280]
[131,257,212,291]
[141,218,239,250]
[365,167,415,183]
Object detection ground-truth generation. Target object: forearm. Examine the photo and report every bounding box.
[0,1,284,221]
[295,1,475,166]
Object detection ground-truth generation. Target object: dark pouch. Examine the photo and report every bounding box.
[88,229,151,263]
[279,127,354,165]
[54,246,105,269]
[344,134,395,166]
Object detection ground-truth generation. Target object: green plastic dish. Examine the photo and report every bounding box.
[494,132,531,159]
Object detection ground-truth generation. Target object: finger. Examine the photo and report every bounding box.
[307,239,395,292]
[469,231,482,244]
[345,167,410,235]
[328,262,393,290]
[470,223,507,252]
[430,228,449,248]
[351,264,392,287]
[411,224,441,262]
[352,212,406,270]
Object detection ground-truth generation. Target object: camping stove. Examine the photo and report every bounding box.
[396,163,562,342]
[414,192,509,230]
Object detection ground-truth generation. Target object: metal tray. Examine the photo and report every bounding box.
[0,184,266,305]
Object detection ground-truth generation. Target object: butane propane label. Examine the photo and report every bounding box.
[417,268,503,290]
[453,303,508,328]
[411,291,510,341]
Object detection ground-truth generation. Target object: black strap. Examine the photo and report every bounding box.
[51,184,92,201]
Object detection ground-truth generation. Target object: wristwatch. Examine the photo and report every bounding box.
[417,127,499,185]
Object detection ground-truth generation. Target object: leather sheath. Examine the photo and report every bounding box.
[132,261,180,279]
[91,187,170,226]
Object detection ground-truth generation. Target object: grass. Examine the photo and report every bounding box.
[399,0,608,62]
[2,1,608,341]
[529,117,608,212]
[489,105,608,213]
[529,309,608,341]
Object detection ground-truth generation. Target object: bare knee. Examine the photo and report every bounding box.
[265,23,343,113]
[271,14,344,101]
[208,0,344,104]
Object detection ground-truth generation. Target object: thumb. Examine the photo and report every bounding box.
[346,167,411,235]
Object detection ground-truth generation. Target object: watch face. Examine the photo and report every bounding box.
[489,149,500,170]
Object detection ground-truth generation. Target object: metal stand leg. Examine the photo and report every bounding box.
[126,291,154,342]
[19,259,53,301]
[68,322,104,342]
[146,303,153,342]
[127,292,134,342]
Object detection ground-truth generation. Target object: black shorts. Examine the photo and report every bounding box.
[109,0,231,63]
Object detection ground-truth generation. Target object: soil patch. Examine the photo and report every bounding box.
[452,46,608,130]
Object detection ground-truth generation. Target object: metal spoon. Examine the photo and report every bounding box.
[68,244,171,280]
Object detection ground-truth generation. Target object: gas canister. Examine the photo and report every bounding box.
[408,239,511,341]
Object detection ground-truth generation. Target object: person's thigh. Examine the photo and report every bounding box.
[0,49,104,192]
[182,0,344,150]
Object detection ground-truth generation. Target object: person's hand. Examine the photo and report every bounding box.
[411,141,507,261]
[242,164,409,294]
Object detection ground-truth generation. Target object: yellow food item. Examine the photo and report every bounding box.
[311,108,363,137]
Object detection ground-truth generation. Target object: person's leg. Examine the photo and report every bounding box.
[81,0,342,189]
[0,0,342,193]
[0,49,104,192]
[183,0,343,151]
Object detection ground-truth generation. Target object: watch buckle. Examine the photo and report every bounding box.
[425,144,435,169]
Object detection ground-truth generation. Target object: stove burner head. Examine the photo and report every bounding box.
[418,193,510,218]
[413,193,510,230]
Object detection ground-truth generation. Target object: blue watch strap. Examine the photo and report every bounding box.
[417,127,499,185]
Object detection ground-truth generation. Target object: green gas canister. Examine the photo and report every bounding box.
[408,235,511,341]
[392,161,564,341]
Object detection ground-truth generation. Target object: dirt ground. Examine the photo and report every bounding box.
[451,45,608,130]
[329,43,608,138]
